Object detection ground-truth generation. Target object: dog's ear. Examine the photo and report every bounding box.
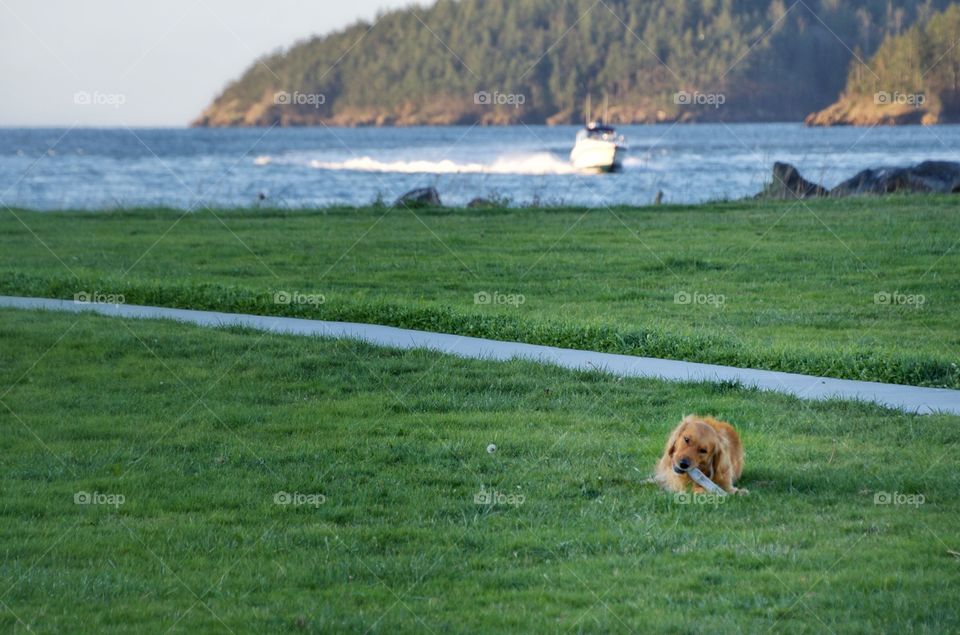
[665,422,684,457]
[711,432,733,488]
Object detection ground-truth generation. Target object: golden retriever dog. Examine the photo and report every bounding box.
[655,415,747,495]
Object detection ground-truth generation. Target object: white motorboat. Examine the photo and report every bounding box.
[570,122,627,173]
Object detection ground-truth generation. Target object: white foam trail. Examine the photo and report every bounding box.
[302,153,578,175]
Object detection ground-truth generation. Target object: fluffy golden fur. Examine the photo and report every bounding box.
[655,415,747,494]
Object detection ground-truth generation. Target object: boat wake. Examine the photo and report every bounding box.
[255,153,579,175]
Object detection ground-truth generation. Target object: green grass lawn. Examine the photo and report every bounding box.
[1,308,958,633]
[2,198,959,389]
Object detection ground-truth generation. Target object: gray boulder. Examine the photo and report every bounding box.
[830,161,960,197]
[394,187,442,208]
[757,162,829,199]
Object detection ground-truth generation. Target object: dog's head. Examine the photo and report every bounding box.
[665,416,726,478]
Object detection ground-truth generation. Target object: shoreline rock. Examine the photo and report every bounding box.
[394,187,442,208]
[831,161,960,196]
[757,161,960,198]
[757,162,830,199]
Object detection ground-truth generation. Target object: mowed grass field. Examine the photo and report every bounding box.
[1,308,959,633]
[1,197,958,388]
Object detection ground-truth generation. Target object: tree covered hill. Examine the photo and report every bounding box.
[194,0,954,127]
[807,3,960,125]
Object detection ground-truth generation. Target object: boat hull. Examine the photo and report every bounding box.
[570,139,626,173]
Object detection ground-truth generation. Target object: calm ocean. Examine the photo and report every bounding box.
[1,124,958,210]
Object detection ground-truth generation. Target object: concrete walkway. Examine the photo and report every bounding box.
[2,295,959,415]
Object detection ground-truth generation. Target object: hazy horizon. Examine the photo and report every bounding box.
[0,0,420,127]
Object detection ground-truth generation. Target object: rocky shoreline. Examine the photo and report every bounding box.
[389,161,960,210]
[757,161,960,199]
[194,95,951,127]
[192,98,751,128]
[804,95,940,127]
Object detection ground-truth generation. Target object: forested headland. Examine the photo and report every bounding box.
[194,0,957,126]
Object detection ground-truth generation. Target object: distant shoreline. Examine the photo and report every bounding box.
[8,121,960,130]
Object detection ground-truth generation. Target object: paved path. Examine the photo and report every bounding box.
[3,295,959,415]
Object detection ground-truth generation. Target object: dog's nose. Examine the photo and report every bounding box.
[678,458,690,469]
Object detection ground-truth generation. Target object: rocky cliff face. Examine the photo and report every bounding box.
[804,95,935,127]
[193,92,729,128]
[804,5,960,127]
[192,93,486,127]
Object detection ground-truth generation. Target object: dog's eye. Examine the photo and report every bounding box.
[698,448,707,454]
[683,437,690,444]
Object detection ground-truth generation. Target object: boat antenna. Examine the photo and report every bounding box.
[603,94,608,125]
[586,94,592,124]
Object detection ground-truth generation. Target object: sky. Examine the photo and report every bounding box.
[0,0,421,127]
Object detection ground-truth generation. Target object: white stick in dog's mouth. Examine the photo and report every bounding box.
[686,467,727,495]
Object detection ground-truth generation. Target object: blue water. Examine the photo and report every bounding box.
[1,124,958,209]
